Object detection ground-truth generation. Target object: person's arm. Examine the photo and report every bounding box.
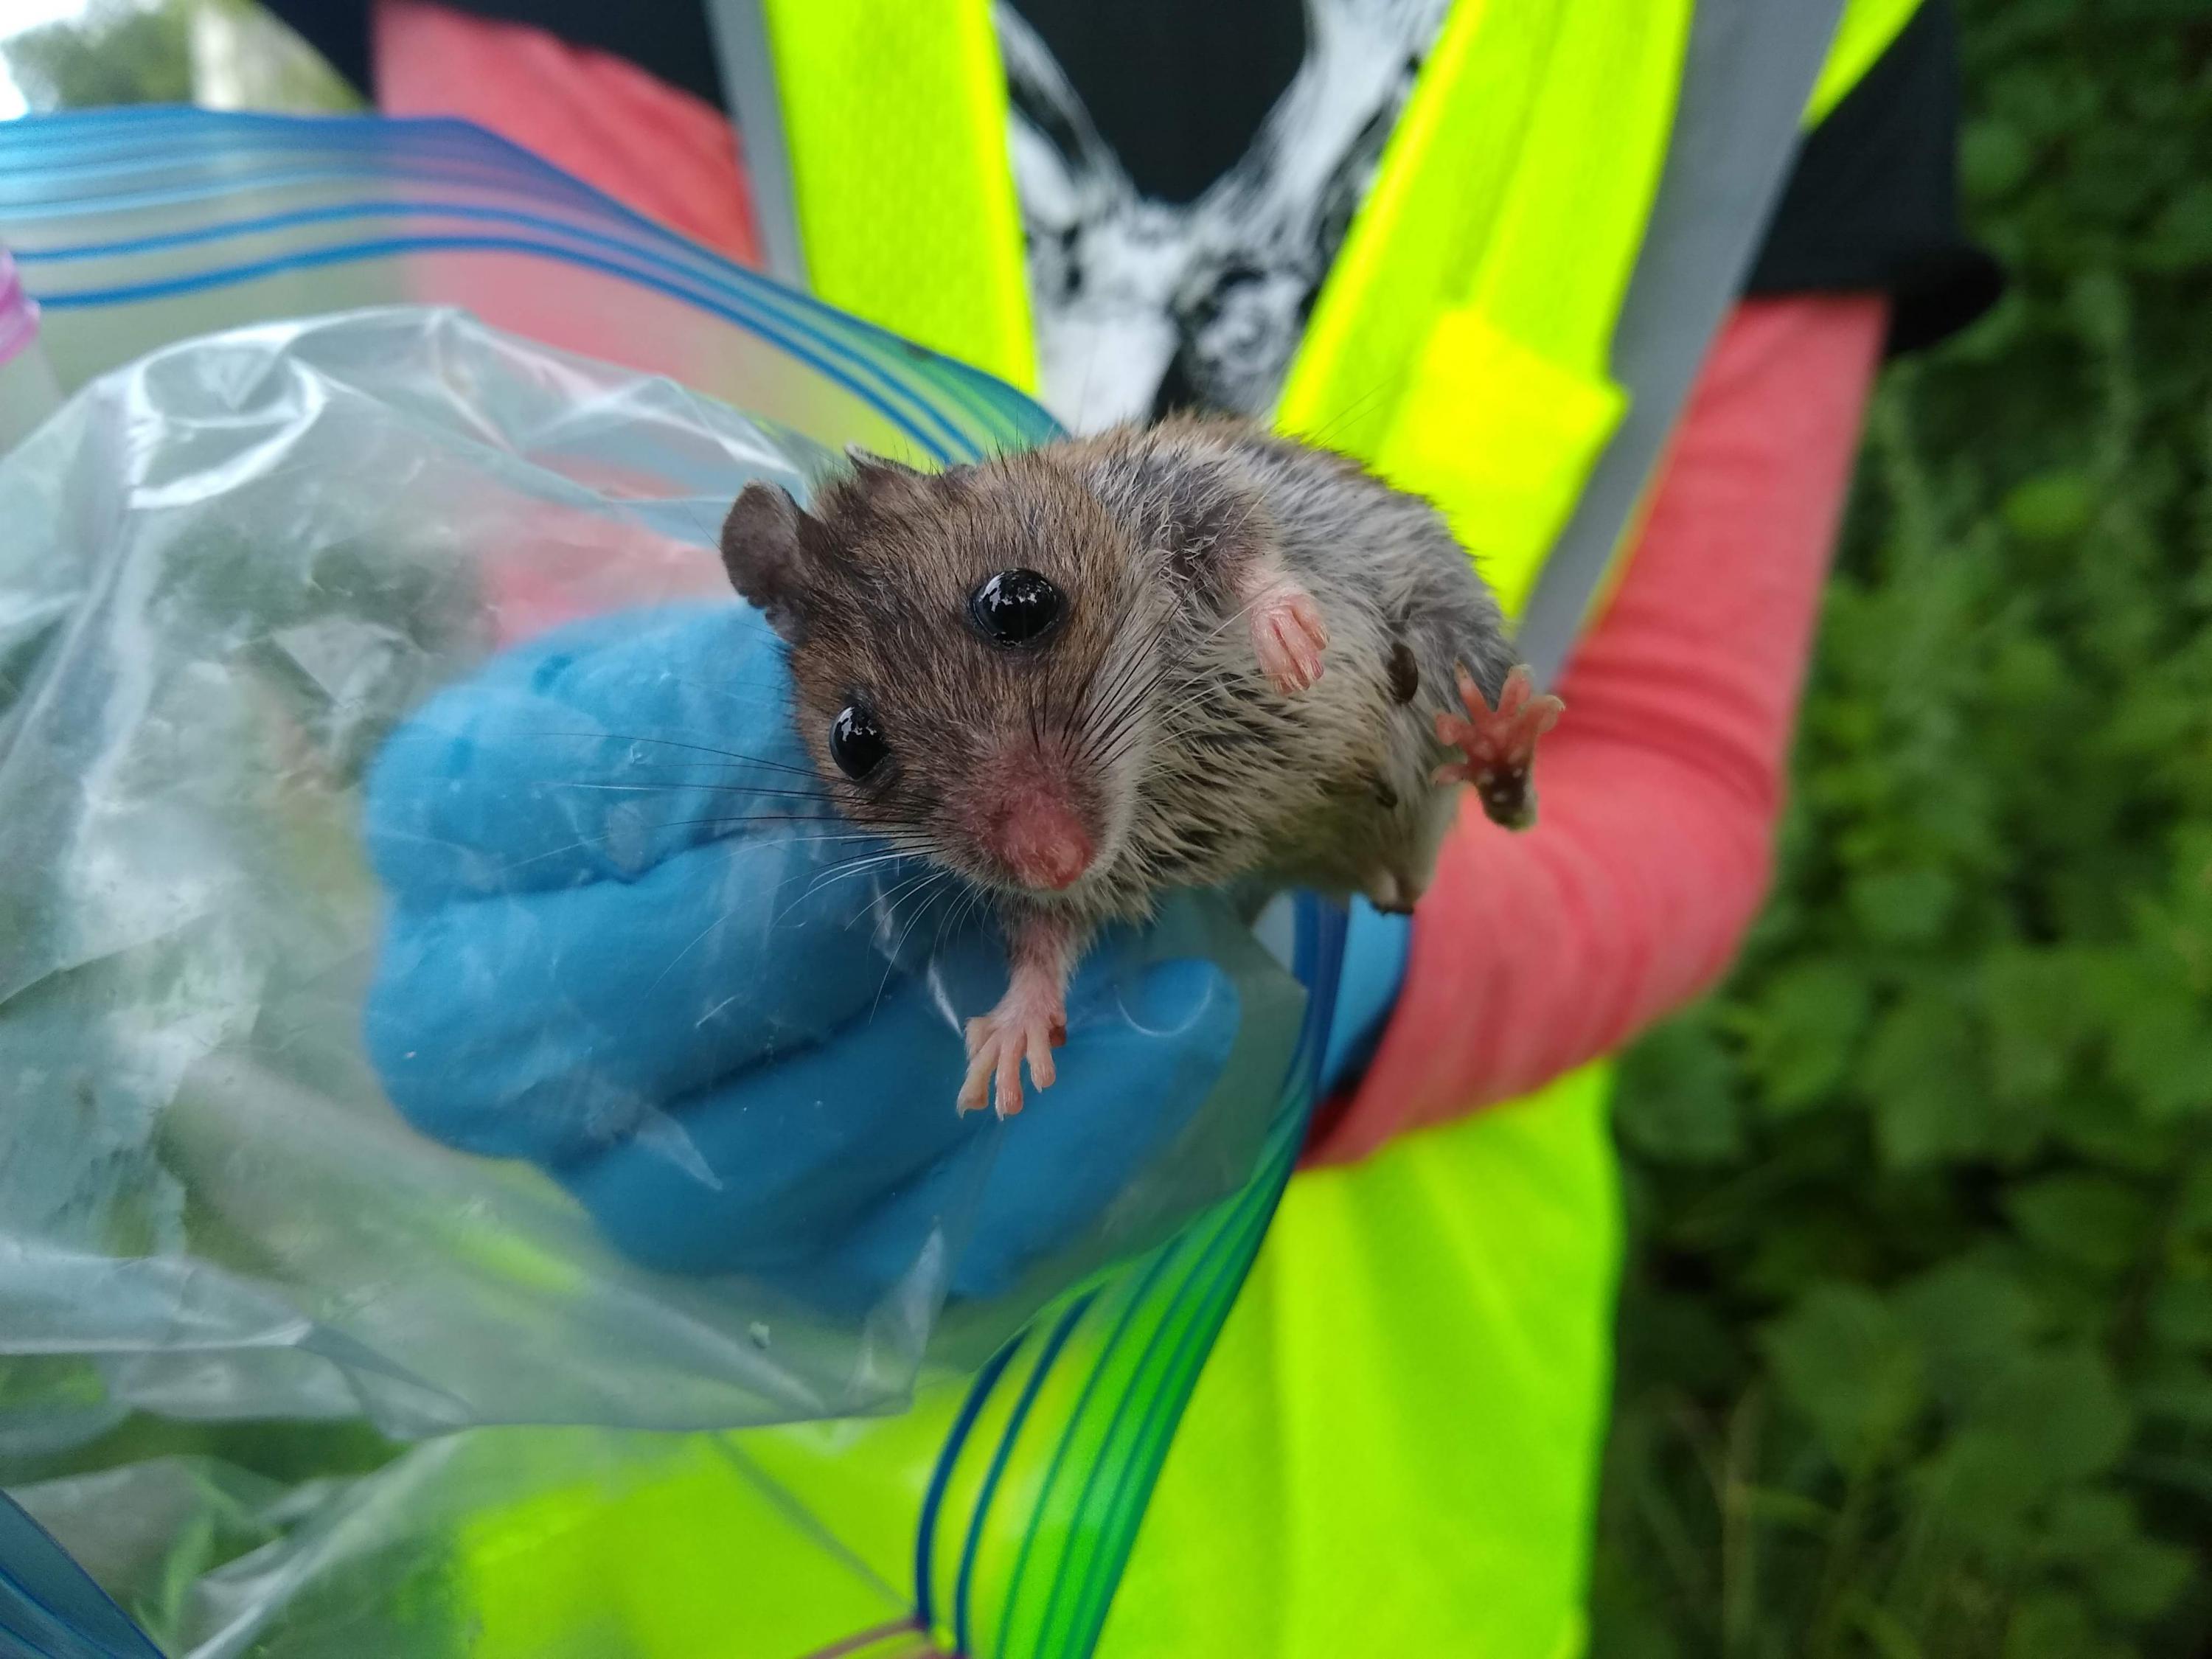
[1308,291,1890,1164]
[369,0,763,262]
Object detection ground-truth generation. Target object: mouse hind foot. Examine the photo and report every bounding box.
[1433,664,1563,831]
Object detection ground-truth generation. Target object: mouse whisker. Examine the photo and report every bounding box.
[1095,645,1169,710]
[1162,571,1283,663]
[1088,726,1154,781]
[648,902,746,993]
[530,731,830,780]
[648,667,810,707]
[1080,700,1152,770]
[1089,700,1156,758]
[487,814,869,874]
[880,867,961,940]
[942,880,985,945]
[1078,662,1170,765]
[867,863,946,922]
[662,812,866,830]
[1081,655,1152,737]
[1077,719,1149,783]
[885,871,959,959]
[777,848,923,921]
[870,831,934,859]
[920,888,966,970]
[874,872,964,1012]
[958,893,995,956]
[553,780,843,803]
[1078,646,1165,745]
[1078,601,1163,713]
[793,846,911,888]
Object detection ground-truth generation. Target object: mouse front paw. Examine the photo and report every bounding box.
[1433,664,1563,830]
[958,980,1069,1118]
[1249,581,1330,695]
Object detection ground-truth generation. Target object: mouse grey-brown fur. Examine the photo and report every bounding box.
[720,414,1557,1113]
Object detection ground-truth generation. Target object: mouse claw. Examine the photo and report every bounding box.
[957,1055,991,1116]
[994,1036,1025,1119]
[957,1020,1020,1115]
[1025,1020,1057,1093]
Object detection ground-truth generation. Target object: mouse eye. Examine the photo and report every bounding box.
[969,568,1065,649]
[829,704,890,780]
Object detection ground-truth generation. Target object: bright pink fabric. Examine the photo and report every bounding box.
[373,0,762,264]
[369,7,1888,1161]
[1309,293,1888,1163]
[372,1,766,646]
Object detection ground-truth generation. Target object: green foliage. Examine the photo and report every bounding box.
[4,0,359,116]
[6,0,194,111]
[1593,4,2212,1654]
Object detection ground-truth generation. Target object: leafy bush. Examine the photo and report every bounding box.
[1593,4,2212,1655]
[4,0,358,116]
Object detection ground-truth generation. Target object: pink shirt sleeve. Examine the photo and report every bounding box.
[371,1,773,643]
[1307,293,1890,1164]
[372,0,762,264]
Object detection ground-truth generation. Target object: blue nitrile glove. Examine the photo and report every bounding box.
[361,603,1249,1311]
[1318,899,1411,1097]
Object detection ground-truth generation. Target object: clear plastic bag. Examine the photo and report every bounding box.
[0,106,1051,467]
[0,247,61,452]
[0,109,1334,1659]
[0,301,1311,1443]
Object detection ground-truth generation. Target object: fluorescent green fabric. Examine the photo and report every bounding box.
[1278,0,1691,616]
[760,0,1038,394]
[456,1433,911,1656]
[1101,1069,1620,1659]
[1807,0,1924,126]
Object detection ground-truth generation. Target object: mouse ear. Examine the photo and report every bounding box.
[720,481,816,643]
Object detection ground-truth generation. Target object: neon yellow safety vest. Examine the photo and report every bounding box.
[449,4,1922,1655]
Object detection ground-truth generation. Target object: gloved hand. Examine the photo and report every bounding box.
[360,603,1259,1313]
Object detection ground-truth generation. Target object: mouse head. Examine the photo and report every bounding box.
[720,451,1160,901]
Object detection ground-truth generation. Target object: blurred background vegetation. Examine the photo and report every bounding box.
[0,0,354,118]
[4,0,2208,1654]
[1596,3,2212,1655]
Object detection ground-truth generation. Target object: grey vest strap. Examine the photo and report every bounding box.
[703,0,810,289]
[1513,0,1855,684]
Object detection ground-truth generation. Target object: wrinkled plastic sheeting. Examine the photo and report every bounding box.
[0,309,1308,1450]
[10,1435,880,1659]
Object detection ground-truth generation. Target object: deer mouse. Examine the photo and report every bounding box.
[720,415,1562,1118]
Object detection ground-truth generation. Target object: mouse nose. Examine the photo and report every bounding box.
[986,792,1094,891]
